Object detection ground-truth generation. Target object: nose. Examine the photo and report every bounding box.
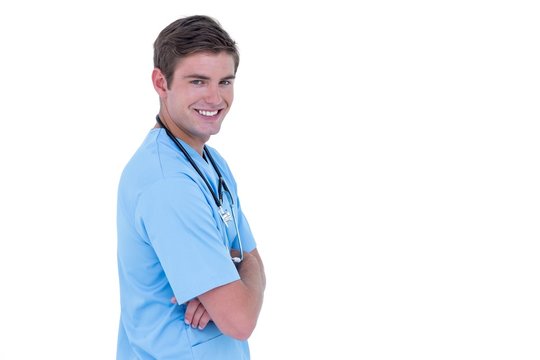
[204,83,222,105]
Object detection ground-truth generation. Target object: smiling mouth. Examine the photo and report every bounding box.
[197,109,220,117]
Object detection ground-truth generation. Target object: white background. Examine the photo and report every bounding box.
[0,1,539,359]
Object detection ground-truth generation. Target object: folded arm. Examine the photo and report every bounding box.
[182,248,265,340]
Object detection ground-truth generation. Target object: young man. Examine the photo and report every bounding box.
[116,15,265,359]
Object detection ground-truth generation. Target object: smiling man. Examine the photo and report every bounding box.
[116,15,265,359]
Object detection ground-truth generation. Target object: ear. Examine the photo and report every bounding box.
[152,68,168,98]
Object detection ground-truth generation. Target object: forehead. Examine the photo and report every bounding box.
[173,51,236,77]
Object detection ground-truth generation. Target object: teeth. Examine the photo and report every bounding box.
[198,110,218,116]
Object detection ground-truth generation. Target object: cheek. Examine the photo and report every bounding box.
[225,89,234,104]
[167,89,192,109]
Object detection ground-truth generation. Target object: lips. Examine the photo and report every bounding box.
[197,109,219,117]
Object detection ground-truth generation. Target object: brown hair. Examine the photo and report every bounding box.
[153,15,240,88]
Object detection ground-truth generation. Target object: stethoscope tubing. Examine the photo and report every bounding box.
[155,115,228,208]
[155,115,243,262]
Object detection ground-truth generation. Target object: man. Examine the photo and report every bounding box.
[116,15,265,359]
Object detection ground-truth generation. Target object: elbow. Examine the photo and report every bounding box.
[220,316,258,341]
[228,323,257,341]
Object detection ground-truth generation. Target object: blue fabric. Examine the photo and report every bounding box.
[117,129,256,359]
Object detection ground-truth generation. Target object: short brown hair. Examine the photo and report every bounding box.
[153,15,240,88]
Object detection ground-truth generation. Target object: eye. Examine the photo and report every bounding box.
[220,80,233,86]
[190,79,204,85]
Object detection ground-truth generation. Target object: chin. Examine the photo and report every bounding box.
[208,124,223,136]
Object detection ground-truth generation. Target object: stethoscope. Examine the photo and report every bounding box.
[155,115,244,263]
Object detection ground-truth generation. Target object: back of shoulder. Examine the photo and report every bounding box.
[119,129,190,195]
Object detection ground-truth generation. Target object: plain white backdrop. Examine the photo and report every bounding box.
[0,0,539,359]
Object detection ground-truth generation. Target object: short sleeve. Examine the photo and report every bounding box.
[135,176,240,305]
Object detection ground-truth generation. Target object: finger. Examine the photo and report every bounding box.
[197,311,211,330]
[190,303,207,329]
[184,298,202,326]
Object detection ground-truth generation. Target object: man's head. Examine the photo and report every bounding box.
[153,15,240,89]
[152,15,239,152]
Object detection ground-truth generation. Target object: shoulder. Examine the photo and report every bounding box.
[120,130,199,188]
[136,175,205,213]
[205,144,227,164]
[118,131,209,219]
[205,145,234,176]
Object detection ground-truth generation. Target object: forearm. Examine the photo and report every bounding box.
[183,256,264,337]
[197,251,265,340]
[233,252,264,334]
[248,248,266,290]
[238,252,265,307]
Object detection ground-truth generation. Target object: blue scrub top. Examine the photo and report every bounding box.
[117,129,256,359]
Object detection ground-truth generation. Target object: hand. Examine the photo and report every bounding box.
[171,296,212,330]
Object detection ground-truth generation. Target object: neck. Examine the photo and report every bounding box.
[156,112,205,155]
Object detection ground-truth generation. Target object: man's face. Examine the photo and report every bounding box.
[160,51,235,150]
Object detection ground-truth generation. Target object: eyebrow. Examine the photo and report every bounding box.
[183,74,236,81]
